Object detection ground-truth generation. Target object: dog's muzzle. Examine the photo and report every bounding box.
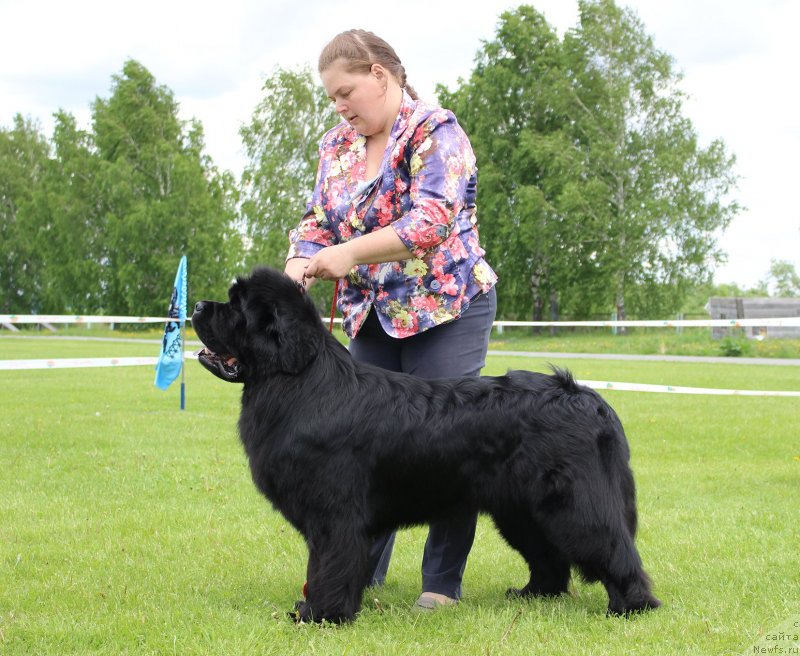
[195,347,243,383]
[192,301,244,383]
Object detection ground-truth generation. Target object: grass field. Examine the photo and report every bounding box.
[1,336,799,655]
[489,327,800,359]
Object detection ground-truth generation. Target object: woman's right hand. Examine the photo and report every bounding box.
[284,257,316,289]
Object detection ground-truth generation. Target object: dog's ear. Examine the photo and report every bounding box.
[241,269,322,376]
[269,307,321,374]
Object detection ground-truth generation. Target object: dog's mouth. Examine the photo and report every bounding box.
[195,347,244,383]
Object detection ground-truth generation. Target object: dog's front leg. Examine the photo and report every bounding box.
[289,547,321,622]
[292,523,371,624]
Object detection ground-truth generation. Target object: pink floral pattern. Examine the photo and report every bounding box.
[288,90,497,338]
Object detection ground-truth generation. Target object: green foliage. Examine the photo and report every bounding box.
[239,66,330,270]
[564,0,739,319]
[0,115,50,312]
[764,259,800,297]
[1,60,239,315]
[92,60,239,314]
[718,334,752,357]
[439,1,740,321]
[25,111,106,313]
[438,6,572,321]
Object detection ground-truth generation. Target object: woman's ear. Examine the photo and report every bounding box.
[371,63,385,81]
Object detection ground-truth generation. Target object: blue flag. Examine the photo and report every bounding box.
[154,256,187,390]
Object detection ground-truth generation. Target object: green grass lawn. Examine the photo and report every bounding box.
[1,338,798,655]
[489,326,800,359]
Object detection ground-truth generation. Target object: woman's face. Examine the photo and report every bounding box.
[321,58,391,137]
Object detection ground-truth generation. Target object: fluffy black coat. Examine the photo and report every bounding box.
[192,267,660,623]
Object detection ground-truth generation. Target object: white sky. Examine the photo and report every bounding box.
[1,0,798,289]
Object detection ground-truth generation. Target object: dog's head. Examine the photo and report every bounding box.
[192,267,323,383]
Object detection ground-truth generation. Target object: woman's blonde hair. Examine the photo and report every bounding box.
[318,29,419,100]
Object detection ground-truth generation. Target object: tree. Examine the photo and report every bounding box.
[764,259,800,297]
[239,65,338,306]
[1,61,238,315]
[25,111,106,312]
[438,7,577,321]
[91,60,239,314]
[0,115,50,312]
[439,2,740,321]
[563,0,740,321]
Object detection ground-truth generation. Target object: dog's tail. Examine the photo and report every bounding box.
[547,365,582,393]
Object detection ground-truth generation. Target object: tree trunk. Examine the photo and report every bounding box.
[615,291,627,335]
[549,291,559,336]
[615,223,627,335]
[532,297,544,335]
[531,272,543,335]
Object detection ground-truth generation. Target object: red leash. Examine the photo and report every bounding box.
[298,276,339,335]
[328,280,339,333]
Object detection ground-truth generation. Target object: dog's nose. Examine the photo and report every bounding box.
[194,301,206,314]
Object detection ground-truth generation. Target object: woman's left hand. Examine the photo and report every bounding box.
[304,244,356,281]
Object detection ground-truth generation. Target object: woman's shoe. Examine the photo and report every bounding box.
[415,592,458,611]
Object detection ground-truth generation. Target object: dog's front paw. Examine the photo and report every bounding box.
[288,600,356,624]
[607,594,662,617]
[506,586,532,599]
[288,599,312,623]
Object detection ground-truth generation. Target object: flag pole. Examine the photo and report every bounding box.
[180,259,188,410]
[180,318,186,410]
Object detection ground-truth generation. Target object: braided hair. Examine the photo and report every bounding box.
[318,29,419,100]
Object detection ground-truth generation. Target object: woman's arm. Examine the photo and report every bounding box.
[303,227,412,280]
[284,135,337,283]
[390,117,476,259]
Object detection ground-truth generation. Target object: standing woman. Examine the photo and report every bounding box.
[285,29,497,610]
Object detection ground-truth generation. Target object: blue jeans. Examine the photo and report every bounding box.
[348,288,497,599]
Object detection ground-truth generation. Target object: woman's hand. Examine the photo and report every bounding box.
[305,243,357,281]
[284,257,317,288]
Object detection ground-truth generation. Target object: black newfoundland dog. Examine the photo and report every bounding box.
[192,267,660,623]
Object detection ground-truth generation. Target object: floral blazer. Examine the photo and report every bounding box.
[287,90,497,338]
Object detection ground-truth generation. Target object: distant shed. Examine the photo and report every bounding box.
[706,297,800,339]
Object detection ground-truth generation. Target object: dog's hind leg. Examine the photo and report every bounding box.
[576,530,661,616]
[294,521,372,624]
[491,508,571,599]
[538,506,661,615]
